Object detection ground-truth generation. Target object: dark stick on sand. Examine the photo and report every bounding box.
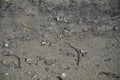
[4,54,21,68]
[68,44,80,65]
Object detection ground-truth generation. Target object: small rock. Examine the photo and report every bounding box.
[41,41,48,45]
[5,72,9,76]
[61,73,66,77]
[80,49,87,56]
[27,37,30,40]
[113,27,118,31]
[25,58,33,65]
[4,39,10,47]
[26,71,31,74]
[56,16,63,22]
[4,43,9,47]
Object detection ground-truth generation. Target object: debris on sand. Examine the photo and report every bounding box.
[22,27,29,33]
[5,72,9,76]
[41,41,48,45]
[56,16,68,23]
[2,54,21,68]
[5,0,10,2]
[4,43,9,47]
[56,72,67,80]
[68,44,87,65]
[99,71,120,79]
[56,76,63,80]
[25,58,33,65]
[82,26,88,32]
[61,72,66,78]
[113,27,119,31]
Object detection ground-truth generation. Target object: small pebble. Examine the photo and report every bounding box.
[41,41,48,45]
[25,58,33,65]
[5,72,9,76]
[61,73,66,77]
[25,58,31,62]
[80,49,86,53]
[27,37,30,40]
[4,43,9,47]
[113,27,118,31]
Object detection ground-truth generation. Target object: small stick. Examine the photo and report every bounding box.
[68,44,80,65]
[56,76,63,80]
[4,54,21,68]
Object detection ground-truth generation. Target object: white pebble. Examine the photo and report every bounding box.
[5,43,9,47]
[41,41,47,45]
[25,58,32,62]
[61,73,66,77]
[5,73,9,76]
[80,49,86,53]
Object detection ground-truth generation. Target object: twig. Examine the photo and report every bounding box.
[68,44,80,65]
[4,54,21,68]
[56,76,63,80]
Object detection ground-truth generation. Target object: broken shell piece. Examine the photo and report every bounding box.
[41,41,48,45]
